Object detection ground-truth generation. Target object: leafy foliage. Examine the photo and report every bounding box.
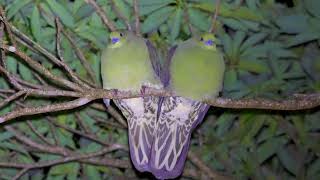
[0,0,319,179]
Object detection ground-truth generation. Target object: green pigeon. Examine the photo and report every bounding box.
[150,33,225,179]
[101,31,162,173]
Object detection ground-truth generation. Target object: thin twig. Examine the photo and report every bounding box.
[0,19,6,67]
[110,0,131,31]
[91,115,126,129]
[0,6,17,48]
[185,8,195,36]
[49,117,115,147]
[188,151,231,180]
[55,18,93,88]
[90,103,128,127]
[1,44,83,91]
[0,89,15,93]
[61,29,98,85]
[3,144,123,179]
[0,98,92,123]
[0,64,23,89]
[26,120,54,145]
[55,18,64,62]
[84,0,117,31]
[0,90,24,109]
[4,125,68,155]
[210,0,221,33]
[105,106,128,127]
[75,112,91,133]
[133,0,141,36]
[0,17,91,90]
[12,168,29,180]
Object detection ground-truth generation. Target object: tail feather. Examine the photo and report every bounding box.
[150,97,209,179]
[114,96,159,172]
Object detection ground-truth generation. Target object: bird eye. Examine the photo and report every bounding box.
[119,33,123,37]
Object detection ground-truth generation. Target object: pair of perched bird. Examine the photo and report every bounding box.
[101,31,225,179]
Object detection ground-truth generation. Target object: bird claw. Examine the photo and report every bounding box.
[140,86,147,96]
[111,89,119,97]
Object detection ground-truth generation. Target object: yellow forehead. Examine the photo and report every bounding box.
[200,33,217,41]
[109,32,121,39]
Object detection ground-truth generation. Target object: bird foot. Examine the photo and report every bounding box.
[111,89,119,97]
[140,85,147,96]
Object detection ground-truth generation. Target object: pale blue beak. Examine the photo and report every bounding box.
[111,37,120,44]
[205,40,214,46]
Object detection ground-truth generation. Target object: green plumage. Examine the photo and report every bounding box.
[170,34,225,101]
[101,32,161,91]
[100,31,162,173]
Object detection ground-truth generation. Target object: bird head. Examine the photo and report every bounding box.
[109,31,126,48]
[198,33,217,51]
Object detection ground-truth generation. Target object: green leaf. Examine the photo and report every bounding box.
[257,137,286,163]
[188,7,210,31]
[6,56,18,74]
[221,33,233,57]
[138,0,174,5]
[221,18,248,31]
[39,2,56,27]
[307,159,320,178]
[232,31,246,57]
[6,0,32,19]
[169,7,182,41]
[240,19,260,32]
[49,162,80,176]
[31,6,42,41]
[240,33,268,52]
[238,59,269,73]
[18,62,34,82]
[0,142,29,155]
[223,69,237,91]
[46,0,75,28]
[0,131,13,142]
[192,2,264,22]
[72,0,85,14]
[84,165,102,180]
[276,14,309,34]
[305,0,320,18]
[215,113,236,137]
[277,147,299,175]
[138,0,174,16]
[141,6,174,33]
[287,32,319,47]
[113,0,131,20]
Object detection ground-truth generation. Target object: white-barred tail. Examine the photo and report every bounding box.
[150,97,209,179]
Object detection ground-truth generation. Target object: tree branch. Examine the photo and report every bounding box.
[84,0,117,31]
[0,90,24,109]
[1,86,319,122]
[1,45,83,91]
[61,28,98,85]
[210,0,221,33]
[133,0,141,36]
[110,0,131,31]
[188,151,230,180]
[0,16,91,90]
[4,125,69,156]
[1,143,123,180]
[0,98,92,123]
